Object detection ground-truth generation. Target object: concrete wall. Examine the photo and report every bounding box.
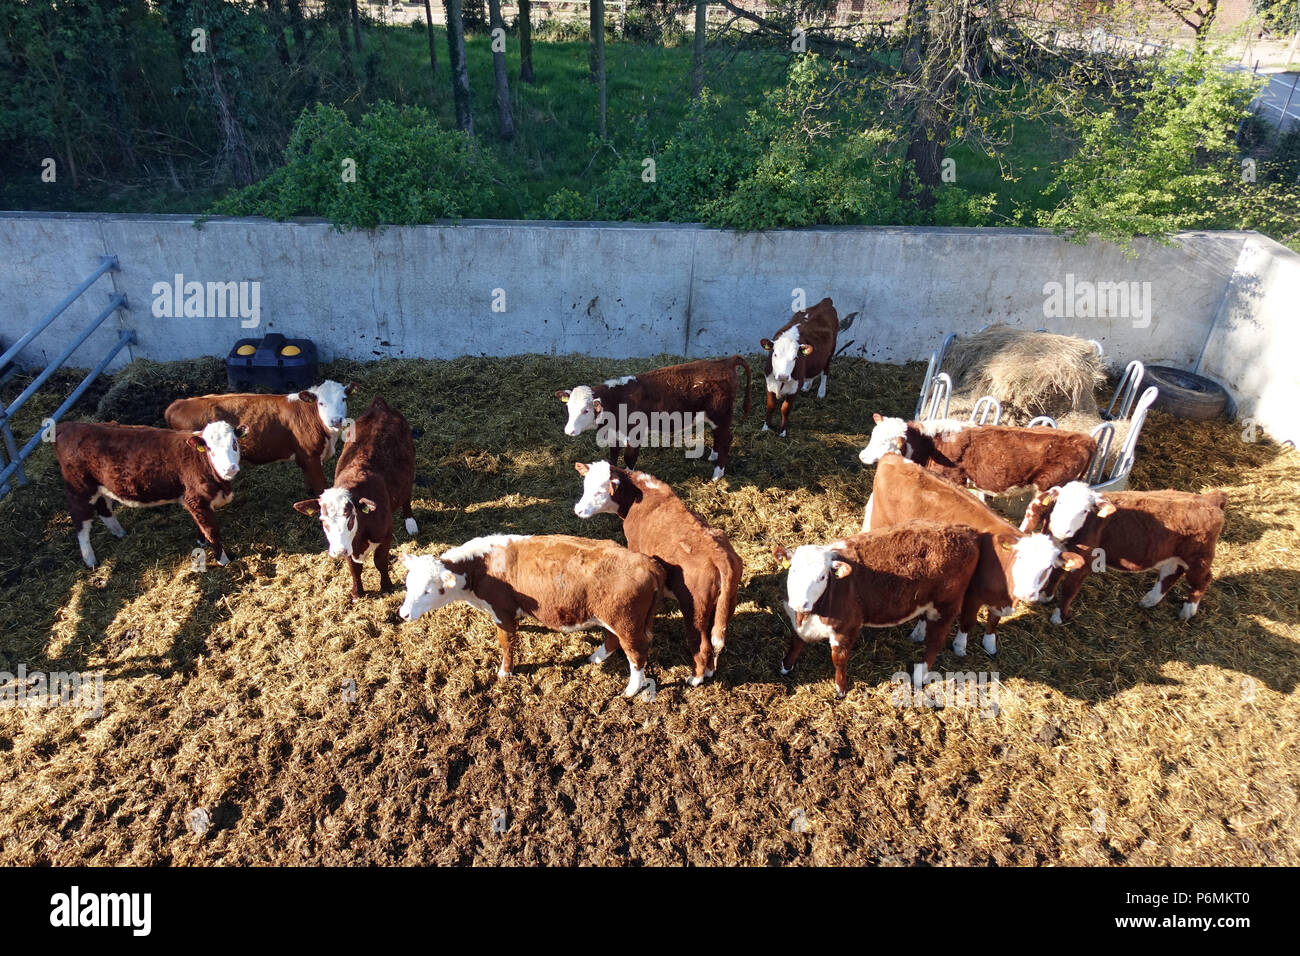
[0,212,1292,444]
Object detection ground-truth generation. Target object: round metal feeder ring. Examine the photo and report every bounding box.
[1140,366,1228,421]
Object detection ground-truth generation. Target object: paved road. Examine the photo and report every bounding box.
[1251,71,1300,130]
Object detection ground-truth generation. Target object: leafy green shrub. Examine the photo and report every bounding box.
[211,102,513,229]
[542,188,595,221]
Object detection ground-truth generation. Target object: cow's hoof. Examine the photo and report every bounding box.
[708,450,718,462]
[217,551,230,567]
[982,634,998,656]
[82,557,97,570]
[1180,601,1199,620]
[1139,591,1162,608]
[497,666,512,678]
[404,517,418,535]
[1050,608,1064,625]
[952,632,968,657]
[687,675,705,687]
[779,430,788,439]
[909,620,926,643]
[761,423,770,432]
[834,686,847,699]
[711,466,724,481]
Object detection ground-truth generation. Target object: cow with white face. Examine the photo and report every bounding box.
[760,297,838,437]
[53,419,247,569]
[774,522,982,696]
[398,534,667,697]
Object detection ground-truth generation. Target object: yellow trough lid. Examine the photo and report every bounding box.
[280,345,301,357]
[236,344,256,356]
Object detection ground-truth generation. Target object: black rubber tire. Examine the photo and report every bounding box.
[1140,366,1228,421]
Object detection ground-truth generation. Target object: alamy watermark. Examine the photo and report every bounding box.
[890,668,1001,715]
[1043,273,1152,329]
[1,665,104,718]
[151,273,260,328]
[595,405,709,459]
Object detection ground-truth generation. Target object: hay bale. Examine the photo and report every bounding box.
[95,357,228,425]
[942,325,1106,424]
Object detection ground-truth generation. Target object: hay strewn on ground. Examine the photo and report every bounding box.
[0,355,1296,866]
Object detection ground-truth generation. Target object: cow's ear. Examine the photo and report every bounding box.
[357,497,377,514]
[760,338,774,352]
[592,398,603,415]
[1097,501,1117,518]
[556,389,571,403]
[298,391,315,404]
[872,413,883,424]
[292,499,319,517]
[345,382,357,396]
[799,343,815,356]
[187,435,206,451]
[1058,550,1086,571]
[235,425,249,439]
[891,437,906,453]
[440,569,459,590]
[831,560,852,579]
[574,462,590,476]
[772,545,792,568]
[608,477,620,493]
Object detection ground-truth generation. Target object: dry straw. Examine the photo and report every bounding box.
[0,355,1295,865]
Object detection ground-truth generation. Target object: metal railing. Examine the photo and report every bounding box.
[0,257,134,499]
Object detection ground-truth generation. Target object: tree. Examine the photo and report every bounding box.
[444,0,474,134]
[350,0,363,53]
[486,0,515,139]
[422,0,438,75]
[1156,0,1221,51]
[519,0,535,83]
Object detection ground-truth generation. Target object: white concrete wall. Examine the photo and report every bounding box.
[1198,233,1300,448]
[0,212,1292,444]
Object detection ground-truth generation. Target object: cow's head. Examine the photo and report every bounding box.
[398,554,464,622]
[573,460,621,518]
[296,380,354,433]
[860,413,911,465]
[557,386,602,437]
[293,487,376,559]
[188,421,244,481]
[775,544,850,624]
[1035,481,1116,543]
[761,331,813,384]
[1000,532,1085,603]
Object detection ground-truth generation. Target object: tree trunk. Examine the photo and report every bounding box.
[351,0,363,53]
[265,0,291,65]
[589,1,599,82]
[487,0,515,139]
[691,2,706,98]
[286,0,307,62]
[593,0,606,138]
[445,0,474,134]
[519,0,534,83]
[901,0,928,72]
[422,0,438,74]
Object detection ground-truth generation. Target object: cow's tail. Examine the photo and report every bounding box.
[732,355,753,419]
[710,552,740,663]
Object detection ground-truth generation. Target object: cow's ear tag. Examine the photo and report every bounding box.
[188,436,206,452]
[800,344,814,356]
[760,339,774,352]
[235,425,249,439]
[556,389,571,403]
[357,498,376,514]
[1000,539,1015,552]
[832,560,851,578]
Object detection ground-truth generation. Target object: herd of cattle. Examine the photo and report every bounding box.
[50,297,1229,699]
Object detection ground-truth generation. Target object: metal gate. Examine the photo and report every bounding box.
[0,256,134,499]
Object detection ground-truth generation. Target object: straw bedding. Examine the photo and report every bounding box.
[0,355,1296,866]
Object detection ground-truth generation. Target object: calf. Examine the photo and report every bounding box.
[166,380,354,495]
[774,521,981,696]
[292,395,416,601]
[865,453,1083,660]
[573,461,741,685]
[760,297,839,437]
[860,414,1096,495]
[557,355,752,481]
[1020,481,1228,623]
[54,419,245,569]
[398,534,668,697]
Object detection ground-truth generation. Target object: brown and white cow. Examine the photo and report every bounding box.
[54,419,245,568]
[865,453,1084,660]
[398,534,668,698]
[774,521,982,696]
[573,461,741,685]
[557,356,752,481]
[760,296,838,437]
[860,415,1096,495]
[292,395,416,601]
[1020,481,1228,623]
[166,380,354,496]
